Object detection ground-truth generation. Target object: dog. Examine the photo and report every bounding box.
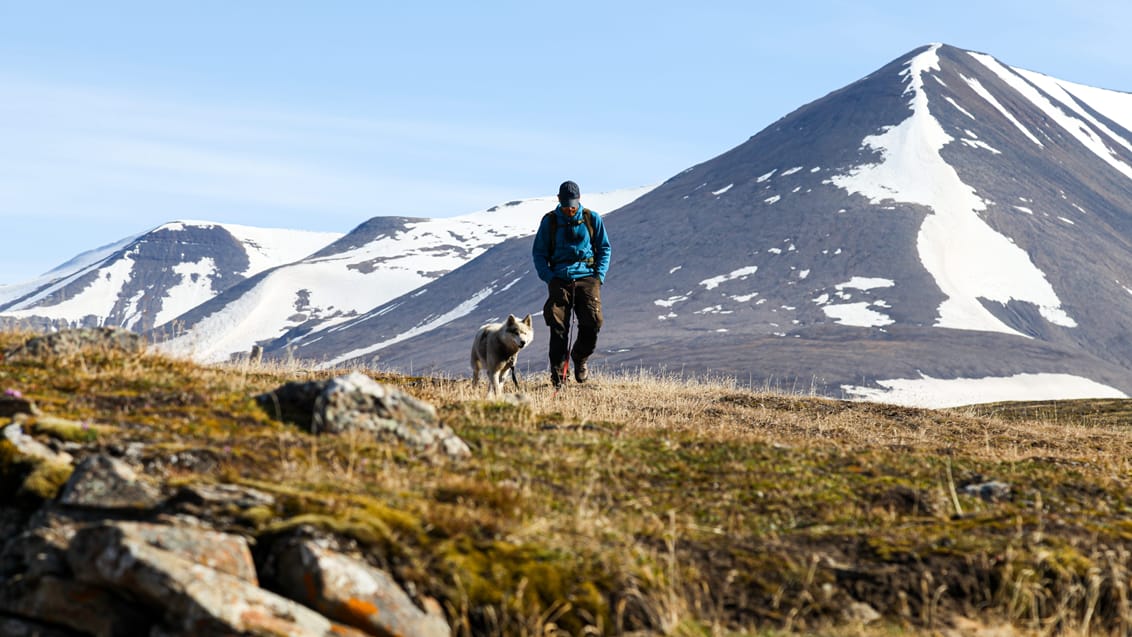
[471,313,533,395]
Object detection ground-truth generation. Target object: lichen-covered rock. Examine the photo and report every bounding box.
[174,482,275,510]
[258,372,471,459]
[58,454,163,510]
[96,521,259,584]
[268,537,451,637]
[5,328,146,361]
[67,523,368,637]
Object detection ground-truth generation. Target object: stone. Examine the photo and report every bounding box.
[258,372,471,459]
[5,328,146,361]
[0,613,87,636]
[268,537,450,637]
[174,482,275,510]
[961,480,1011,503]
[1,424,73,467]
[67,523,368,637]
[97,521,259,584]
[0,576,152,637]
[58,454,163,510]
[0,393,38,419]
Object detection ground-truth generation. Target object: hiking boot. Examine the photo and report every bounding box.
[550,363,566,389]
[573,358,589,384]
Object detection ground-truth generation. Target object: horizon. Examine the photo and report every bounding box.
[2,1,1130,283]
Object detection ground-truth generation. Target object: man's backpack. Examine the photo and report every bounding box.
[543,208,597,267]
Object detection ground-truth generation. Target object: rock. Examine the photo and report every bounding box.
[67,523,368,637]
[961,480,1011,503]
[0,424,75,502]
[58,454,163,510]
[174,482,275,509]
[5,328,146,361]
[258,372,471,459]
[268,537,450,637]
[96,521,259,584]
[0,613,87,636]
[842,600,882,624]
[0,526,71,581]
[0,393,38,419]
[0,576,153,637]
[1,424,73,467]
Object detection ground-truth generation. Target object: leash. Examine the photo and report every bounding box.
[553,280,578,398]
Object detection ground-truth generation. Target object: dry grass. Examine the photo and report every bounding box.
[2,331,1132,636]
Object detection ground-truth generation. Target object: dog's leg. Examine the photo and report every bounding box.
[470,350,481,387]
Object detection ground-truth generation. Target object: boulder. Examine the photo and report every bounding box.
[267,537,450,637]
[92,521,259,584]
[5,328,146,361]
[258,372,471,459]
[67,523,368,637]
[58,454,163,510]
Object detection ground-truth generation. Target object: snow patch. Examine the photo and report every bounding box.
[842,373,1126,409]
[831,45,1076,336]
[821,302,893,327]
[700,266,758,290]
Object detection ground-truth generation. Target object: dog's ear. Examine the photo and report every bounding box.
[507,314,517,325]
[522,313,532,327]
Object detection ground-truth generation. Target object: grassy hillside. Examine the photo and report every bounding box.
[2,329,1131,636]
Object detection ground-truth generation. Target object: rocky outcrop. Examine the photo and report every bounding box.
[4,328,145,361]
[257,371,471,459]
[1,434,452,635]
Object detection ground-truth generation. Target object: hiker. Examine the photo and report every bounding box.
[531,180,611,388]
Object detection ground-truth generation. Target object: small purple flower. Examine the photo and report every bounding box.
[80,421,90,430]
[4,389,22,399]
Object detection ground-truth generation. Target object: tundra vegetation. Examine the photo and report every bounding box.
[1,328,1131,636]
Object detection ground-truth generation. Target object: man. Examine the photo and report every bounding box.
[531,180,611,388]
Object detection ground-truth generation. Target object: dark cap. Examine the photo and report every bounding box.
[557,180,580,202]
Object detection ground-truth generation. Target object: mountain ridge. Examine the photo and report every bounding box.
[265,43,1132,407]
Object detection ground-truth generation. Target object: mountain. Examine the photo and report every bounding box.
[271,43,1132,407]
[153,187,655,362]
[0,221,342,332]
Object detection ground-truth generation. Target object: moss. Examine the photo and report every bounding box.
[439,535,613,633]
[237,505,276,528]
[20,460,73,500]
[31,415,103,443]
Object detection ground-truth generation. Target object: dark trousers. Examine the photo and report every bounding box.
[543,276,603,369]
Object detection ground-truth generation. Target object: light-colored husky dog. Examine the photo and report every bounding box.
[471,313,534,395]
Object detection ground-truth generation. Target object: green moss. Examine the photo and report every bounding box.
[439,535,612,633]
[31,415,102,443]
[20,460,73,500]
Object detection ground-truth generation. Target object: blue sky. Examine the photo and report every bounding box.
[1,1,1129,283]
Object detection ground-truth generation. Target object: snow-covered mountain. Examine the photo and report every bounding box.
[269,43,1132,407]
[0,221,342,332]
[153,187,655,361]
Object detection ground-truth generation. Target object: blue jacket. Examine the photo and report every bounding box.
[532,204,611,283]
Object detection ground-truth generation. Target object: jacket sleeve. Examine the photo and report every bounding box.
[532,215,554,283]
[590,211,611,283]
